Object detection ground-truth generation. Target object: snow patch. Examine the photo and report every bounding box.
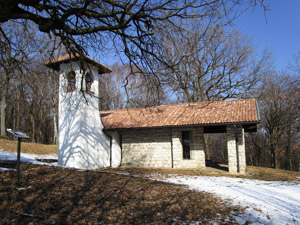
[0,167,16,171]
[17,186,31,191]
[0,149,57,165]
[148,174,300,225]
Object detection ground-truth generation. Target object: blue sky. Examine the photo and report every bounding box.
[99,1,300,71]
[235,0,300,71]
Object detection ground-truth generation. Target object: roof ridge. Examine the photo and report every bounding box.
[100,98,259,129]
[99,98,256,113]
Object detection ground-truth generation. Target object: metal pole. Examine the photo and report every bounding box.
[16,137,21,186]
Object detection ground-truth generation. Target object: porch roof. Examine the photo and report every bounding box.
[100,98,260,130]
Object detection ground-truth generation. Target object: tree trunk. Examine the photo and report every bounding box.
[1,75,10,137]
[16,86,21,130]
[274,145,280,169]
[39,108,44,143]
[298,151,300,172]
[53,108,58,145]
[284,129,292,170]
[270,142,277,168]
[289,158,293,171]
[30,101,37,143]
[30,113,36,143]
[0,94,7,137]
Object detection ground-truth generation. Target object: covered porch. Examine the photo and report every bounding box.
[203,124,257,174]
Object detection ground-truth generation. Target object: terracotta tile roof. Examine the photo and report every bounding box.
[100,98,260,130]
[44,53,112,73]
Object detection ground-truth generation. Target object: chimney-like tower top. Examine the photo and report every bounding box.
[44,53,112,74]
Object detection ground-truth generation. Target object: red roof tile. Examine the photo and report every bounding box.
[100,98,260,130]
[44,53,112,73]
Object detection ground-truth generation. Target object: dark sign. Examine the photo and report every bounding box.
[6,129,30,139]
[6,129,30,186]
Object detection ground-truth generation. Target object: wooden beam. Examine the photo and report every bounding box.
[204,126,226,133]
[243,124,257,132]
[204,124,257,133]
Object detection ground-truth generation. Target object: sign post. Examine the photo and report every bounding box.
[6,129,30,186]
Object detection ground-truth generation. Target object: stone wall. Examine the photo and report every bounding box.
[121,128,172,168]
[237,125,246,174]
[226,125,246,174]
[120,127,205,169]
[172,127,205,168]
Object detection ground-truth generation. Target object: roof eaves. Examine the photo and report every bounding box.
[102,120,260,131]
[255,99,261,122]
[44,54,112,73]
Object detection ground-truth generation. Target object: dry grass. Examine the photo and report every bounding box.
[0,163,242,224]
[246,166,300,182]
[101,166,300,182]
[0,137,57,155]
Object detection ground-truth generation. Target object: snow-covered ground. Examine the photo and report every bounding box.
[0,149,57,169]
[1,149,299,224]
[146,174,300,225]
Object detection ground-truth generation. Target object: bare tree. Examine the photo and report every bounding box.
[3,60,59,144]
[48,69,59,145]
[99,63,127,110]
[150,19,270,102]
[1,0,268,113]
[0,21,58,144]
[0,0,266,69]
[257,73,300,169]
[0,21,41,136]
[99,63,166,110]
[125,71,167,108]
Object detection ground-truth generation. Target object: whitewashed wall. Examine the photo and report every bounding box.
[58,61,117,169]
[105,130,122,168]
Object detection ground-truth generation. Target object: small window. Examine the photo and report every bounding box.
[66,71,76,91]
[85,72,93,92]
[182,131,191,159]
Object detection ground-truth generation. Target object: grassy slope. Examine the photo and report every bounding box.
[0,164,242,225]
[101,166,300,182]
[0,138,57,155]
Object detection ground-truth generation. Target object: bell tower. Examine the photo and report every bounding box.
[45,54,114,169]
